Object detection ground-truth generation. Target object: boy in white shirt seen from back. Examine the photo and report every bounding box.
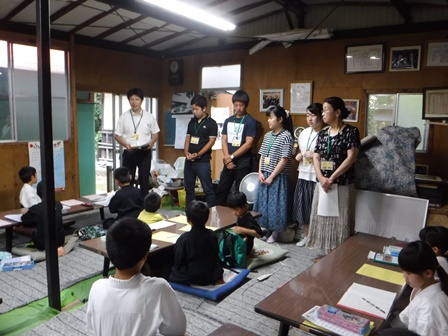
[86,218,186,336]
[18,166,41,208]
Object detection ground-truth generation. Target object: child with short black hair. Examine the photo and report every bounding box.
[103,167,143,229]
[138,192,165,225]
[87,218,186,336]
[169,200,223,285]
[419,226,448,274]
[397,240,448,336]
[227,191,263,255]
[18,166,41,208]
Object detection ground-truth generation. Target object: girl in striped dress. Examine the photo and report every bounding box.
[254,105,293,243]
[292,103,325,247]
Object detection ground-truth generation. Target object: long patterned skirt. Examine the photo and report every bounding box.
[307,183,356,254]
[253,172,289,232]
[292,178,316,225]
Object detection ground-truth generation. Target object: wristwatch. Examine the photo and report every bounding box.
[230,154,235,160]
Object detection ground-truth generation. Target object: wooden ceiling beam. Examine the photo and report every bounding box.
[50,0,87,23]
[2,0,33,21]
[69,6,119,34]
[95,14,147,39]
[390,0,413,24]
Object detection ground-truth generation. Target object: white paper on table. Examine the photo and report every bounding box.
[83,194,107,202]
[5,214,23,222]
[95,192,115,207]
[0,219,13,226]
[62,205,70,210]
[317,184,339,216]
[148,220,176,231]
[337,283,396,320]
[61,199,84,206]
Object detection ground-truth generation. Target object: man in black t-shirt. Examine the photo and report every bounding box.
[183,95,218,207]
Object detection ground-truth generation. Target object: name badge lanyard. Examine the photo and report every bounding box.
[266,130,283,158]
[326,129,333,158]
[306,130,319,151]
[131,110,143,134]
[194,116,208,135]
[233,115,246,140]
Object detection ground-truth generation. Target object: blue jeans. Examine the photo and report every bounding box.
[184,160,215,207]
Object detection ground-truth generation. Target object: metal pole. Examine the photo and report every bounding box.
[36,0,61,311]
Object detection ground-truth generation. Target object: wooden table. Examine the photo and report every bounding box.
[80,206,260,277]
[0,203,95,252]
[254,233,406,336]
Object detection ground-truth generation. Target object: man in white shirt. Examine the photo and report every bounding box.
[115,88,160,197]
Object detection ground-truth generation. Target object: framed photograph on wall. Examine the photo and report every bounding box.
[426,41,448,67]
[290,81,313,114]
[343,99,359,122]
[423,87,448,119]
[260,89,284,112]
[389,46,421,71]
[345,44,384,73]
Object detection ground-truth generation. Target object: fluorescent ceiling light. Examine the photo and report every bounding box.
[140,0,236,31]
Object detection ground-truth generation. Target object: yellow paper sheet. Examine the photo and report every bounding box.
[151,231,180,243]
[178,224,218,232]
[357,264,405,286]
[168,215,189,225]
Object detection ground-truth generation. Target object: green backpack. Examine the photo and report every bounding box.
[218,230,247,268]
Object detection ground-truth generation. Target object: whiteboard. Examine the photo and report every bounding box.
[355,190,428,242]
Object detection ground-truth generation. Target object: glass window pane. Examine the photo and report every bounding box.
[366,94,395,136]
[396,94,427,152]
[0,41,12,141]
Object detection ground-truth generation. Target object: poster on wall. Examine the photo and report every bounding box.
[28,140,66,191]
[211,106,230,150]
[173,115,192,149]
[171,92,194,115]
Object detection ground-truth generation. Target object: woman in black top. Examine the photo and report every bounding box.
[307,97,360,254]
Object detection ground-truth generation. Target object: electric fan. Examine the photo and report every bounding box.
[239,172,259,204]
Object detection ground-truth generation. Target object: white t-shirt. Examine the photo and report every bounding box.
[399,282,448,336]
[115,110,160,148]
[297,126,320,182]
[86,273,186,336]
[20,183,41,208]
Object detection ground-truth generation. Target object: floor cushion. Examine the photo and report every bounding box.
[170,268,250,301]
[247,238,288,270]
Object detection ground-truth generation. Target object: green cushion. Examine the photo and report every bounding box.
[247,238,288,270]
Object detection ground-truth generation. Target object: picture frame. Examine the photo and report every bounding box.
[389,46,421,71]
[423,87,448,119]
[260,88,284,112]
[343,99,359,122]
[426,41,448,67]
[345,44,384,74]
[290,81,313,114]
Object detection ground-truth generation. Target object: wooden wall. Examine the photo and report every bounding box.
[158,30,448,179]
[1,28,447,210]
[0,33,163,210]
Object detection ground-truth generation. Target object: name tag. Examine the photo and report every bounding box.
[130,134,139,147]
[304,157,313,166]
[232,138,241,147]
[320,160,334,171]
[264,157,270,165]
[190,136,199,144]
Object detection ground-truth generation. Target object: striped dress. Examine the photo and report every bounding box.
[254,129,293,232]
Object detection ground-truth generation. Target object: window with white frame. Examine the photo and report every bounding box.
[366,93,428,152]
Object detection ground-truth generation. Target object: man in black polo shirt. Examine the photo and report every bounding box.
[183,95,218,207]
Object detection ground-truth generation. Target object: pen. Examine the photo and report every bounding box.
[362,297,386,314]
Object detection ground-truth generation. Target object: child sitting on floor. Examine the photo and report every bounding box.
[103,167,143,229]
[18,166,41,208]
[226,191,263,256]
[86,218,186,336]
[397,240,448,336]
[169,200,223,285]
[137,192,165,225]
